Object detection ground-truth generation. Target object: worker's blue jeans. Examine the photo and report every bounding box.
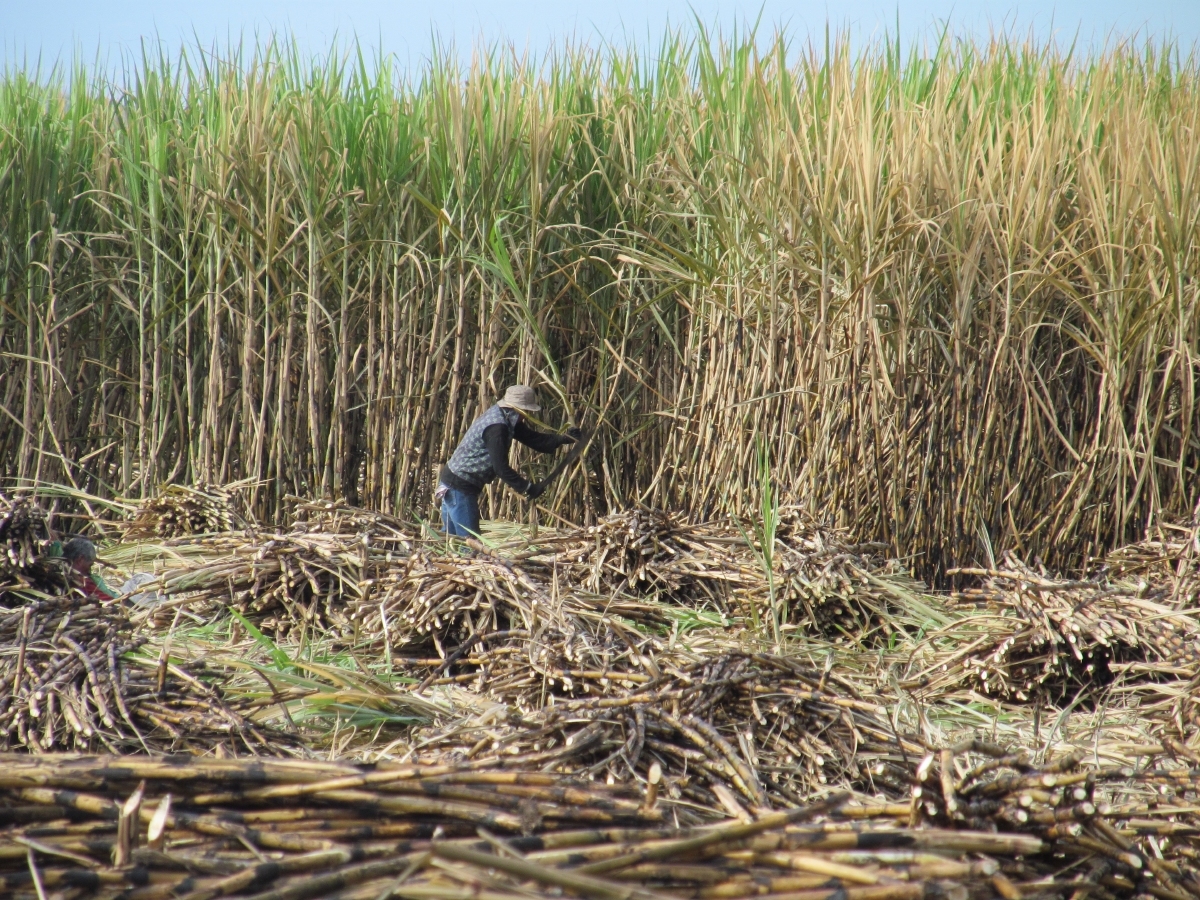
[441,487,481,538]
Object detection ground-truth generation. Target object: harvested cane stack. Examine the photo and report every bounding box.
[517,508,911,639]
[556,508,692,595]
[287,496,417,546]
[353,548,665,652]
[2,748,1198,900]
[405,621,675,709]
[137,505,913,647]
[1103,513,1200,608]
[123,484,243,539]
[945,553,1200,701]
[0,493,67,601]
[226,532,371,631]
[141,531,379,635]
[0,597,289,755]
[357,551,544,645]
[408,652,925,812]
[131,503,419,634]
[773,520,903,638]
[0,494,48,571]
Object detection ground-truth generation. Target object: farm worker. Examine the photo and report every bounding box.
[61,537,119,601]
[436,384,581,537]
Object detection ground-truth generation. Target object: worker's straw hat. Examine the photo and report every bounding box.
[497,384,541,413]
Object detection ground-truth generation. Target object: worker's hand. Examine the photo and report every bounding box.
[525,481,546,500]
[563,426,583,444]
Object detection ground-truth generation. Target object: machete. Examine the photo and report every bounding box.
[531,427,593,494]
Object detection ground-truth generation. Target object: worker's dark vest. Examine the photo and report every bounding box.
[446,405,519,488]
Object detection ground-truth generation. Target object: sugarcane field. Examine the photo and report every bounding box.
[1,23,1200,900]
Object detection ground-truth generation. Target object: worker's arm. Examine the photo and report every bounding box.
[483,424,532,494]
[512,420,575,454]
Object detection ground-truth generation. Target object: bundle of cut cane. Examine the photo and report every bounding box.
[943,553,1200,700]
[0,494,49,571]
[396,625,665,712]
[0,596,290,754]
[773,525,906,639]
[230,532,372,631]
[138,531,377,634]
[359,551,565,647]
[542,508,757,610]
[128,504,418,634]
[123,484,242,538]
[1104,512,1200,609]
[287,495,417,550]
[525,508,911,639]
[409,652,926,813]
[353,548,671,654]
[1,746,1187,900]
[555,508,691,594]
[0,493,67,600]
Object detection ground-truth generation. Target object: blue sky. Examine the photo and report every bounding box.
[3,1,1200,67]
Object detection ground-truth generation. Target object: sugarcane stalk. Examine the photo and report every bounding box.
[579,794,849,876]
[432,840,670,900]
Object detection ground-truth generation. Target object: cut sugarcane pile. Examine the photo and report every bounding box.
[773,521,902,639]
[407,652,924,810]
[124,503,922,644]
[556,507,690,594]
[286,496,417,543]
[941,553,1200,701]
[0,597,291,755]
[123,484,245,539]
[356,551,568,645]
[2,747,1198,900]
[132,504,419,633]
[141,530,408,634]
[351,548,669,651]
[492,508,918,639]
[0,494,49,571]
[222,531,374,629]
[391,621,671,708]
[1103,512,1199,604]
[0,493,65,599]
